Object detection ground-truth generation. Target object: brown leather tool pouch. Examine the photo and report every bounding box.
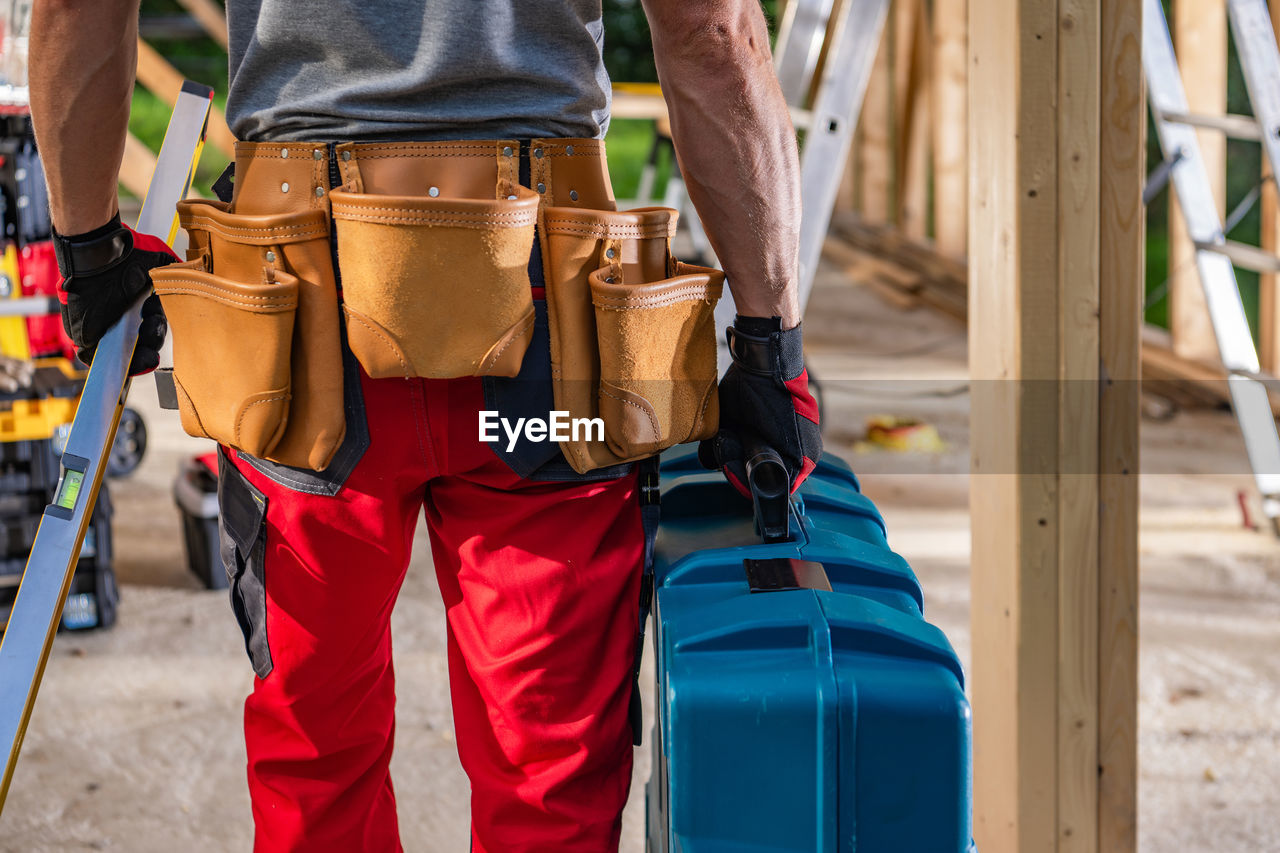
[153,198,346,470]
[329,184,539,379]
[591,263,723,459]
[151,257,298,459]
[541,206,724,472]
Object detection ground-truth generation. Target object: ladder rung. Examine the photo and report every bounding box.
[1159,110,1263,140]
[789,106,814,129]
[1194,238,1280,273]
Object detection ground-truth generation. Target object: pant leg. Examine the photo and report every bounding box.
[422,377,646,853]
[222,371,433,853]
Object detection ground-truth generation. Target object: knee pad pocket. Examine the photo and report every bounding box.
[217,450,273,678]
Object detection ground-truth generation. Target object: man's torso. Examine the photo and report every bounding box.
[226,1,612,142]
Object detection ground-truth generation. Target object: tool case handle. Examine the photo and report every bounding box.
[743,438,792,543]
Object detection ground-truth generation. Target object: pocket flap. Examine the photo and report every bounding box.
[329,185,540,229]
[177,199,329,246]
[218,452,268,557]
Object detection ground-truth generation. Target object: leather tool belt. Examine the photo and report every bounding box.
[151,139,724,473]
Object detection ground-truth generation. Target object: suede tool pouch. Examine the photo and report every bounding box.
[329,184,539,379]
[151,259,298,458]
[590,263,723,459]
[172,199,346,471]
[541,205,723,472]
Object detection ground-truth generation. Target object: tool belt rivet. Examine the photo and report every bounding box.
[264,250,276,263]
[502,146,513,157]
[280,148,289,158]
[313,150,323,160]
[566,145,575,156]
[315,187,325,198]
[570,190,579,201]
[428,187,440,198]
[606,247,616,259]
[536,182,546,193]
[281,182,290,193]
[342,151,351,162]
[533,148,544,159]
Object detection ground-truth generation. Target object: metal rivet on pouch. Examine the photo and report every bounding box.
[507,194,517,200]
[315,186,325,197]
[281,148,289,158]
[429,186,440,197]
[265,251,276,263]
[565,145,574,156]
[502,146,513,157]
[570,190,579,201]
[606,248,617,259]
[342,151,351,161]
[536,182,545,193]
[281,182,290,193]
[313,150,323,160]
[533,148,544,159]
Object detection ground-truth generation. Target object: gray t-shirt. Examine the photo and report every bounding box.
[225,1,611,142]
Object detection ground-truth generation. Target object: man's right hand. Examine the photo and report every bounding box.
[53,213,176,376]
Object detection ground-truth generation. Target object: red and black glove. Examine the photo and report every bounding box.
[699,315,822,496]
[53,212,175,376]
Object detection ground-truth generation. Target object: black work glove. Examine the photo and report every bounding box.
[699,315,823,496]
[53,213,176,376]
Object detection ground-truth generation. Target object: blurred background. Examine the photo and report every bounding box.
[0,1,1276,851]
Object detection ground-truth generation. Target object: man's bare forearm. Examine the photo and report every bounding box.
[642,0,801,329]
[30,0,139,235]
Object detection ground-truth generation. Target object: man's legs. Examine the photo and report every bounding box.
[422,378,645,853]
[223,371,434,853]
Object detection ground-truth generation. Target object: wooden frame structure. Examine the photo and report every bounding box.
[128,1,1150,849]
[968,1,1141,852]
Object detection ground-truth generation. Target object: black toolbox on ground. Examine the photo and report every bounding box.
[0,437,117,632]
[174,453,222,590]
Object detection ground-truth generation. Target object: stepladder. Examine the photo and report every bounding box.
[1145,0,1280,532]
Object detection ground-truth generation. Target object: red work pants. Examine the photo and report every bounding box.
[219,368,644,852]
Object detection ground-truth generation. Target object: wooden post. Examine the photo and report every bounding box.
[859,19,893,222]
[1260,3,1280,375]
[968,1,1140,852]
[932,0,967,258]
[1096,0,1142,845]
[1168,0,1226,362]
[895,0,931,240]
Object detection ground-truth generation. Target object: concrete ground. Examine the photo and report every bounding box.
[2,260,1279,851]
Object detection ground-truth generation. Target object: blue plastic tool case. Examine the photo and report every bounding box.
[645,446,973,852]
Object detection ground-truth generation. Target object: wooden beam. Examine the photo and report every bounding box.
[968,1,1140,851]
[859,20,893,222]
[1057,0,1102,841]
[1168,0,1226,362]
[134,37,236,160]
[1095,6,1143,838]
[119,132,157,201]
[174,0,228,49]
[895,0,931,240]
[931,0,968,258]
[1260,3,1280,375]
